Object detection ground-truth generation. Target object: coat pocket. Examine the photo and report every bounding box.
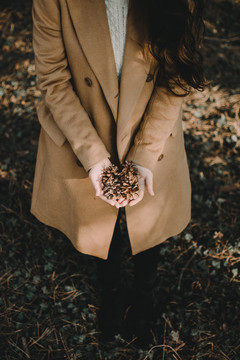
[40,128,88,180]
[36,102,66,147]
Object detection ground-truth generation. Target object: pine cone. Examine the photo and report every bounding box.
[100,161,140,201]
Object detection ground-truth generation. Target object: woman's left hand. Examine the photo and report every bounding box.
[118,164,155,207]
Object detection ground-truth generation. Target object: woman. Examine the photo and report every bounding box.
[31,0,205,344]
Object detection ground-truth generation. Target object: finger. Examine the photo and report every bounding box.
[138,175,145,190]
[128,176,145,206]
[129,195,143,207]
[97,177,104,192]
[118,198,129,207]
[116,196,128,208]
[145,173,155,196]
[129,190,144,206]
[94,182,103,196]
[99,194,116,206]
[95,188,101,197]
[110,197,121,208]
[117,197,126,204]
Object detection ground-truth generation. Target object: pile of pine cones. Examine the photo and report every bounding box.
[100,161,140,201]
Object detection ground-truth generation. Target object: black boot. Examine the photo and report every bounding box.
[96,210,127,341]
[123,244,160,346]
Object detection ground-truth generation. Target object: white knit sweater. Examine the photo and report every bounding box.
[104,0,129,80]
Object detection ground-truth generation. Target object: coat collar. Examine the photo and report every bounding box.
[66,0,152,128]
[66,0,119,121]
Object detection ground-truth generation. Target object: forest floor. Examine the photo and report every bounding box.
[0,0,240,359]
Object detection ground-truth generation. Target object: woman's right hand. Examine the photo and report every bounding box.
[88,157,120,208]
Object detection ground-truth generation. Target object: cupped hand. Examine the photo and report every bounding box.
[88,157,120,208]
[128,164,155,207]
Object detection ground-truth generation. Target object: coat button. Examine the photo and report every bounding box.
[157,154,164,161]
[146,73,154,82]
[76,159,83,167]
[84,77,92,87]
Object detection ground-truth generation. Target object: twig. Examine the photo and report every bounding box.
[59,330,71,360]
[8,339,31,359]
[204,35,240,42]
[21,337,30,358]
[143,344,183,360]
[163,319,167,360]
[177,252,197,291]
[0,204,35,226]
[29,328,51,347]
[173,244,195,263]
[219,348,232,360]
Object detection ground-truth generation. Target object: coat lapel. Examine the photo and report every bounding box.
[116,3,152,159]
[66,0,152,155]
[66,0,119,121]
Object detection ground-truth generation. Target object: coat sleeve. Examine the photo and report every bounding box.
[32,0,111,172]
[126,84,186,173]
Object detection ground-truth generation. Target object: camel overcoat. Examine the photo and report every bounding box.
[31,0,191,259]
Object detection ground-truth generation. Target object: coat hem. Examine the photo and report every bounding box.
[31,206,191,259]
[30,207,104,259]
[130,213,191,256]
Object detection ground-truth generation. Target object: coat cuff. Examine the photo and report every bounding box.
[126,144,164,174]
[76,148,111,173]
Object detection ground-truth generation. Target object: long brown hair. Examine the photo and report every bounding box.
[130,0,207,96]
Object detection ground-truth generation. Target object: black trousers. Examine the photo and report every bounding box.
[95,208,161,292]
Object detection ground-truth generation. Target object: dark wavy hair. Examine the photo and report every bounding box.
[130,0,207,96]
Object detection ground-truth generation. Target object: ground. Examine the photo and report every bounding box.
[0,0,239,359]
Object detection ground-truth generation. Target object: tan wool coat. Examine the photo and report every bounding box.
[31,0,191,260]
